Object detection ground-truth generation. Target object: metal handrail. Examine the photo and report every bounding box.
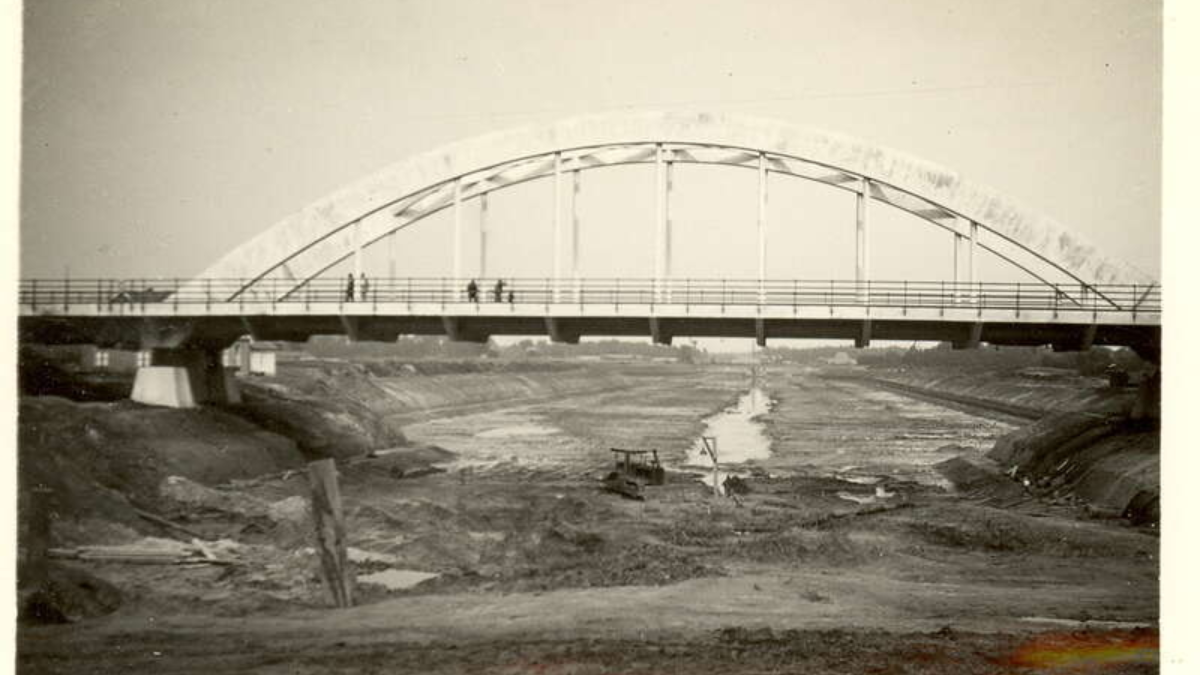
[16,277,1162,314]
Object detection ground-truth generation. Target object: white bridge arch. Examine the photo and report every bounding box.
[190,111,1152,304]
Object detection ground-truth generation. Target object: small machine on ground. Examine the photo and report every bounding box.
[602,448,666,499]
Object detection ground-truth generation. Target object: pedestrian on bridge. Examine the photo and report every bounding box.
[345,274,355,302]
[493,279,506,302]
[359,273,369,302]
[467,279,479,302]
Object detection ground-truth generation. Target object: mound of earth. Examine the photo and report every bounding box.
[236,379,407,460]
[939,411,1159,526]
[18,396,306,543]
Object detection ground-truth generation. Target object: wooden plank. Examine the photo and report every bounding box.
[192,538,218,561]
[134,508,207,540]
[308,458,355,608]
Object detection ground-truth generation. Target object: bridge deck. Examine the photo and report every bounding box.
[18,278,1159,351]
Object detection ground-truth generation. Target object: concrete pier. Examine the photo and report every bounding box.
[131,348,240,408]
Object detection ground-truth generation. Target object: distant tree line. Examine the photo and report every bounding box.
[301,335,703,363]
[763,343,1151,375]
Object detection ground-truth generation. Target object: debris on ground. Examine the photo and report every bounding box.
[48,537,240,566]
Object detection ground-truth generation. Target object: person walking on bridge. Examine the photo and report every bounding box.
[493,279,506,303]
[345,273,355,302]
[467,279,479,303]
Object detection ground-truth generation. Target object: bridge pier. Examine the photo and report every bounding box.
[649,317,672,346]
[855,319,872,349]
[131,348,240,408]
[1052,324,1097,352]
[952,321,984,350]
[441,316,490,343]
[545,318,580,344]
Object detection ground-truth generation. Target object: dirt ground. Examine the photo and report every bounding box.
[17,363,1159,673]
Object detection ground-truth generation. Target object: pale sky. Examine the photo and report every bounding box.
[19,0,1162,283]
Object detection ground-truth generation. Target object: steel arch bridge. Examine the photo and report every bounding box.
[20,111,1159,358]
[191,111,1152,298]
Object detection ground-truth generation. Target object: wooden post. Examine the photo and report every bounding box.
[27,487,54,589]
[307,459,354,608]
[701,436,720,497]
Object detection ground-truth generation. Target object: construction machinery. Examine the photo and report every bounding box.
[602,448,665,499]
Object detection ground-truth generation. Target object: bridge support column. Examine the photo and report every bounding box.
[234,337,252,374]
[757,152,768,305]
[552,151,563,302]
[649,317,672,346]
[479,192,489,279]
[453,178,464,285]
[571,169,582,302]
[339,316,360,342]
[388,227,397,279]
[545,318,580,344]
[131,348,240,409]
[352,220,363,282]
[967,220,978,302]
[952,321,984,350]
[855,319,872,349]
[1053,324,1097,352]
[855,177,870,304]
[664,160,674,303]
[441,316,489,343]
[952,230,962,303]
[654,144,667,303]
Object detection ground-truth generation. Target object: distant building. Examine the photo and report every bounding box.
[221,338,278,376]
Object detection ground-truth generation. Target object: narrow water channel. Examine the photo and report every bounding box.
[681,388,774,492]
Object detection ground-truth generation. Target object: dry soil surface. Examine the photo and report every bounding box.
[18,364,1158,673]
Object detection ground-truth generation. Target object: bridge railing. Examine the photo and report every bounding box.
[17,277,1161,315]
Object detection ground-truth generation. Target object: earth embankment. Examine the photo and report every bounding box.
[18,396,305,539]
[856,365,1135,416]
[831,365,1158,525]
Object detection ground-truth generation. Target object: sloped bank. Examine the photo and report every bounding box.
[235,378,407,460]
[256,358,648,421]
[18,396,307,540]
[868,369,1164,526]
[858,366,1136,416]
[817,366,1157,526]
[983,411,1159,524]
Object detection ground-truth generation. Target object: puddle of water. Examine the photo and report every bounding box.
[680,388,774,493]
[359,569,440,590]
[685,389,773,467]
[475,424,560,439]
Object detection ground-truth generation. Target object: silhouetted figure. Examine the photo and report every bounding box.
[467,279,479,302]
[507,289,515,304]
[493,279,505,302]
[345,274,355,301]
[359,273,369,301]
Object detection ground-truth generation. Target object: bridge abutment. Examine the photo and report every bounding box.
[131,348,240,408]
